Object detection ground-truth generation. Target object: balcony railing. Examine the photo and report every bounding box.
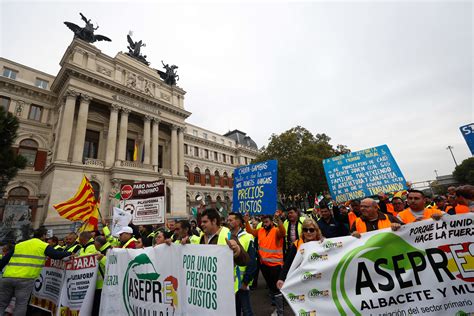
[84,158,105,167]
[118,160,154,170]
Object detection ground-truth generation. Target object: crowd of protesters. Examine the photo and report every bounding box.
[0,184,473,316]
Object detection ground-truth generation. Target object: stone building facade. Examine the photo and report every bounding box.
[0,39,258,234]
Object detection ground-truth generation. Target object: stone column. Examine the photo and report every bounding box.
[151,118,160,171]
[105,104,119,167]
[178,127,185,176]
[117,108,130,162]
[72,94,92,163]
[143,115,151,165]
[171,125,178,175]
[56,89,79,161]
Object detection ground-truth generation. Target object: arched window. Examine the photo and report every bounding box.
[205,169,211,185]
[223,172,228,187]
[184,166,190,183]
[205,195,212,206]
[216,195,222,209]
[90,181,100,202]
[194,167,201,184]
[18,139,38,167]
[214,171,220,186]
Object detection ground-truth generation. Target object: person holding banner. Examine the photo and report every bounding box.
[0,227,72,316]
[92,236,112,316]
[174,220,200,244]
[244,211,286,316]
[276,218,323,290]
[63,232,81,254]
[351,198,403,237]
[397,190,443,224]
[454,185,474,213]
[116,226,137,248]
[78,231,98,256]
[228,212,257,316]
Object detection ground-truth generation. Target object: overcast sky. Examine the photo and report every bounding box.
[1,0,472,184]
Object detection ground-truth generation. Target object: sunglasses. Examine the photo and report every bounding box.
[303,228,316,233]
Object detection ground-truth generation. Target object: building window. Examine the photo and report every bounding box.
[214,171,220,186]
[202,133,208,140]
[184,144,188,155]
[230,156,234,165]
[205,169,211,185]
[3,68,17,80]
[158,145,163,168]
[184,166,190,182]
[35,78,48,89]
[194,146,199,157]
[0,96,10,112]
[193,130,198,136]
[126,138,135,161]
[194,167,201,184]
[212,136,216,142]
[223,154,226,163]
[204,149,209,159]
[83,130,100,160]
[214,151,218,161]
[223,172,229,186]
[28,105,42,121]
[7,187,29,205]
[18,139,38,167]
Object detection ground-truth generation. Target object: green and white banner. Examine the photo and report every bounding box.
[100,243,235,316]
[281,213,474,316]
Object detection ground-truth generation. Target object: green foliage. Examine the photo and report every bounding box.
[453,157,474,185]
[0,107,27,194]
[254,126,349,196]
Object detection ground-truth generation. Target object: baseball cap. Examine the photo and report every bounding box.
[117,226,133,235]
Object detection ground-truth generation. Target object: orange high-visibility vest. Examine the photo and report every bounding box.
[258,227,284,267]
[293,238,304,251]
[455,205,469,214]
[348,212,358,228]
[355,214,391,233]
[386,203,398,216]
[398,209,442,224]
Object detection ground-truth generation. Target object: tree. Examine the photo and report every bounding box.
[254,126,350,200]
[453,157,474,185]
[0,107,27,196]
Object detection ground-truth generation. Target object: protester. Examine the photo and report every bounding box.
[351,198,403,237]
[78,231,97,256]
[47,236,62,250]
[277,218,323,289]
[135,237,144,249]
[391,196,406,213]
[317,204,349,238]
[377,192,397,216]
[0,227,72,315]
[63,232,81,254]
[138,225,155,247]
[454,185,473,214]
[245,211,285,316]
[433,196,448,211]
[154,230,173,246]
[283,207,305,254]
[397,190,443,224]
[228,212,257,316]
[190,219,201,235]
[117,226,137,248]
[174,220,200,244]
[92,236,111,316]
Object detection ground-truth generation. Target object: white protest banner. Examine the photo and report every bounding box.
[120,180,165,225]
[30,258,66,315]
[281,213,474,316]
[100,243,235,316]
[30,255,98,316]
[112,207,133,237]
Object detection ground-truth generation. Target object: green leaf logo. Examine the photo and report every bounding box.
[331,233,425,316]
[302,271,321,281]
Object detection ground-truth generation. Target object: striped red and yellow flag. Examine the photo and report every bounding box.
[77,197,100,232]
[53,176,96,223]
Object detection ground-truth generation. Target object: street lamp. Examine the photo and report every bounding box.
[446,146,458,167]
[434,169,438,178]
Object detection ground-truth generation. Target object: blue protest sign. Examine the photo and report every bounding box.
[460,123,474,155]
[232,160,278,215]
[323,145,407,203]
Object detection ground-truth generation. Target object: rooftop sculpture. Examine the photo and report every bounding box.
[64,13,111,43]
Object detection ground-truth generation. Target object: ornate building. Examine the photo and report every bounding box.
[0,39,258,234]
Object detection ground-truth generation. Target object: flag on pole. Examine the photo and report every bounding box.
[53,176,98,231]
[133,142,138,161]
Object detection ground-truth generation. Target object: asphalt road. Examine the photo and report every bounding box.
[248,272,294,316]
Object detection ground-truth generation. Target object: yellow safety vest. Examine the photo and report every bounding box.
[235,231,254,292]
[78,239,97,256]
[198,227,230,245]
[175,235,200,244]
[96,242,111,289]
[283,217,306,243]
[3,238,48,279]
[102,226,121,247]
[122,237,137,248]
